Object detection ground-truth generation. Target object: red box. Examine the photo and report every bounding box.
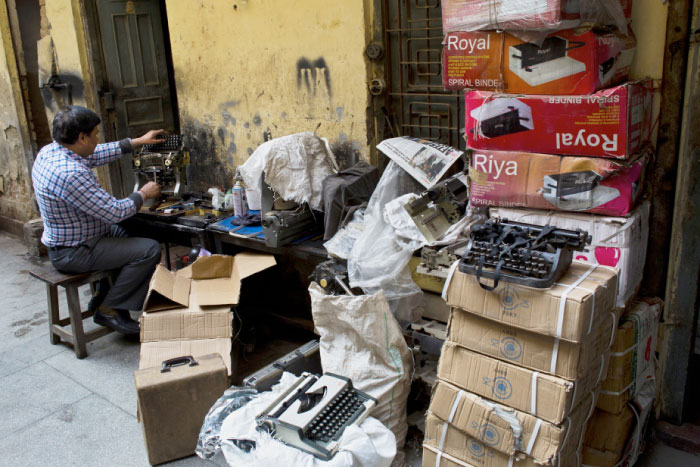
[441,0,633,33]
[442,28,636,95]
[465,81,654,159]
[469,147,652,216]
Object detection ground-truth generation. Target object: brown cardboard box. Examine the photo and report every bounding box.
[142,253,276,312]
[447,308,616,380]
[598,300,660,414]
[445,263,618,343]
[582,407,635,466]
[423,413,583,467]
[428,380,595,464]
[134,353,228,465]
[437,342,606,424]
[140,308,232,342]
[421,291,451,323]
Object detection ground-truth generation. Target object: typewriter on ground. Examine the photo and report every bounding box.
[256,372,377,460]
[459,219,590,290]
[132,134,189,195]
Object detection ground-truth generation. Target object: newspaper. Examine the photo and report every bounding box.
[377,137,463,188]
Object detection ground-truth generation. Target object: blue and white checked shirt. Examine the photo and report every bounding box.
[32,141,142,247]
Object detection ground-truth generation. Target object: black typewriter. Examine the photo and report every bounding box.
[459,219,590,290]
[141,134,183,152]
[256,372,376,460]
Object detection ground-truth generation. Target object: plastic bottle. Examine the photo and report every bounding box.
[232,168,249,218]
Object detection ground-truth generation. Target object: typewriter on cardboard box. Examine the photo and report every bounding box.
[256,372,377,460]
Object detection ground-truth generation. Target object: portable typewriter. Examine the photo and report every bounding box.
[256,372,377,460]
[133,134,189,195]
[459,219,590,290]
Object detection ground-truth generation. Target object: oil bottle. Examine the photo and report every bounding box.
[232,168,249,218]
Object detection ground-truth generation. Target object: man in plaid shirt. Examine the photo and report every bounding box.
[33,105,166,335]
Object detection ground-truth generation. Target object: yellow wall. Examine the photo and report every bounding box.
[165,0,372,191]
[0,1,35,224]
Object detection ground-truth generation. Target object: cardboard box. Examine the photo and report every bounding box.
[465,82,654,159]
[437,342,605,424]
[423,413,582,467]
[140,308,233,342]
[491,201,650,308]
[582,407,634,466]
[134,353,228,465]
[598,300,660,414]
[447,308,616,380]
[441,0,633,34]
[445,262,618,343]
[428,380,595,464]
[142,253,276,313]
[442,29,636,95]
[469,146,651,216]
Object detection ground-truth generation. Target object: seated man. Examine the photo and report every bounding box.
[32,105,166,335]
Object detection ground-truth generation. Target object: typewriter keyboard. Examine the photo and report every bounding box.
[307,388,367,443]
[143,134,182,152]
[464,242,553,279]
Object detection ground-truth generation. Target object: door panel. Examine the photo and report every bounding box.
[97,0,175,138]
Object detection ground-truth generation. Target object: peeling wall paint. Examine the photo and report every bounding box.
[0,5,35,223]
[165,0,371,187]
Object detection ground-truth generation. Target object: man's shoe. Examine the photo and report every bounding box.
[87,279,111,313]
[93,307,139,335]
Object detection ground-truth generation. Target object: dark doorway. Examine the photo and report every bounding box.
[86,0,179,197]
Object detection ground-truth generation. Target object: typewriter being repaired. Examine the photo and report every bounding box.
[460,219,590,290]
[132,134,189,195]
[256,372,377,460]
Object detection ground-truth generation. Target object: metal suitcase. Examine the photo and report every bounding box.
[134,354,228,465]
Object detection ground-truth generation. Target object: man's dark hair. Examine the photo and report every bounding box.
[52,106,101,144]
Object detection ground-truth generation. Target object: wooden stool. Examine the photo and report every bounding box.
[28,265,114,358]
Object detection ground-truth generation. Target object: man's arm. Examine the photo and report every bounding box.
[87,129,168,168]
[61,171,160,224]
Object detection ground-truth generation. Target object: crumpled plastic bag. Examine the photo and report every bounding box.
[347,162,424,321]
[217,372,396,467]
[239,132,338,211]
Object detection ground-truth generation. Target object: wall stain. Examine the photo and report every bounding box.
[296,57,331,96]
[181,119,235,191]
[253,115,262,126]
[330,134,362,171]
[336,107,344,123]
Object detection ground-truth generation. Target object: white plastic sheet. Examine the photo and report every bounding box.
[239,132,338,211]
[218,372,396,467]
[309,284,414,450]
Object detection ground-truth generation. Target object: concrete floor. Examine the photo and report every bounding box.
[0,231,698,467]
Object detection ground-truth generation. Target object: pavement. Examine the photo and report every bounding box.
[0,231,698,467]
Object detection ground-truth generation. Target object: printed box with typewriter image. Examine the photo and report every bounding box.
[469,147,652,216]
[442,28,636,95]
[440,0,633,34]
[465,81,654,159]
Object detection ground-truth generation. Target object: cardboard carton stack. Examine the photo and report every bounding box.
[581,299,661,465]
[422,262,619,466]
[139,253,276,376]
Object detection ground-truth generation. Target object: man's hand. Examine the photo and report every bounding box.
[139,181,161,200]
[132,129,168,148]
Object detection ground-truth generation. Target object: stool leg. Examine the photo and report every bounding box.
[66,285,88,359]
[46,284,60,345]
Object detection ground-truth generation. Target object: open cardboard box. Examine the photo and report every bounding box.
[139,253,276,375]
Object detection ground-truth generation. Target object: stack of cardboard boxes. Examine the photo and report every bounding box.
[138,252,276,376]
[422,1,663,465]
[423,262,619,466]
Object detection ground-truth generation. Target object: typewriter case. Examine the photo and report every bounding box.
[134,354,228,465]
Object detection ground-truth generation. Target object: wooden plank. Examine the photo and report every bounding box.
[659,0,700,423]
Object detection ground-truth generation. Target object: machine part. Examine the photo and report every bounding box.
[261,208,321,248]
[243,341,322,392]
[309,259,360,296]
[404,171,469,243]
[369,78,386,96]
[416,246,460,279]
[365,42,384,60]
[133,134,189,196]
[459,218,590,290]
